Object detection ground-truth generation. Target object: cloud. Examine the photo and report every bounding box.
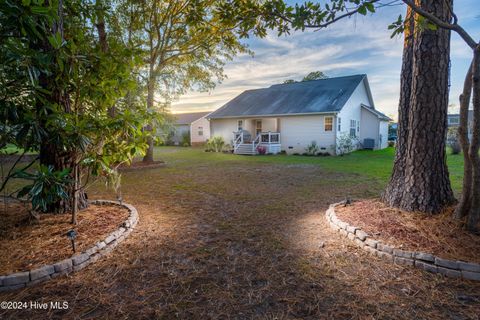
[172,1,480,121]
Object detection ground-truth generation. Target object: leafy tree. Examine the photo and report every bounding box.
[121,0,251,162]
[0,0,150,222]
[283,71,328,83]
[302,71,328,81]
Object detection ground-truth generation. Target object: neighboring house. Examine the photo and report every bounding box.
[207,74,391,155]
[190,113,211,146]
[448,111,473,140]
[172,112,211,145]
[447,110,473,139]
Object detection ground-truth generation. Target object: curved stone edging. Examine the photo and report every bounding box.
[326,201,480,281]
[0,200,139,292]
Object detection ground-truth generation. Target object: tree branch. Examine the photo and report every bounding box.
[402,0,477,49]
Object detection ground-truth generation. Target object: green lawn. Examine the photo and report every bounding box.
[0,144,36,155]
[154,146,464,194]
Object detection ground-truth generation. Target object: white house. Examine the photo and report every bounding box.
[190,113,211,146]
[172,112,211,145]
[207,74,391,155]
[448,111,473,140]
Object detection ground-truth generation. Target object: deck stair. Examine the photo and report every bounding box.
[234,143,257,155]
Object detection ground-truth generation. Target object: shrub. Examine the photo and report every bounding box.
[446,127,461,155]
[256,145,267,155]
[305,141,319,155]
[336,133,357,156]
[388,141,395,148]
[181,131,191,147]
[205,136,225,152]
[15,165,72,212]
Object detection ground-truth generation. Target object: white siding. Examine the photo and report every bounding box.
[337,78,374,151]
[360,108,380,148]
[280,115,336,154]
[190,116,210,145]
[379,120,389,149]
[210,118,240,144]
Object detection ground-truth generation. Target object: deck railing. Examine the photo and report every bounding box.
[233,131,281,154]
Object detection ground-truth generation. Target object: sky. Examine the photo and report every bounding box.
[171,1,480,120]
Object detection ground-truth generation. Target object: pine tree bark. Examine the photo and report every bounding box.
[382,7,414,207]
[382,0,455,213]
[454,63,473,219]
[467,47,480,230]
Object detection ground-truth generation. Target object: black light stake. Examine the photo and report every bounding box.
[66,229,77,253]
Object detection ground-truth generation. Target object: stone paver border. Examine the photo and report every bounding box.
[0,200,139,292]
[326,201,480,281]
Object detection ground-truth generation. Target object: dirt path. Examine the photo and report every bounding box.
[1,156,479,319]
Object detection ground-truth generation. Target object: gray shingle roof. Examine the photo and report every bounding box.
[208,74,367,119]
[174,111,211,125]
[361,104,392,121]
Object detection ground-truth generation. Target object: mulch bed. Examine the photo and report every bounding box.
[0,201,129,274]
[335,199,480,263]
[118,160,165,171]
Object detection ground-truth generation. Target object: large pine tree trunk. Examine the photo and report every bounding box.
[382,0,455,213]
[382,7,414,207]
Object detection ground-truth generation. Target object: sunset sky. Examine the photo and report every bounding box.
[171,1,479,120]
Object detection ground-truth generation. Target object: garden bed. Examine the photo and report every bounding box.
[0,201,130,275]
[335,199,480,264]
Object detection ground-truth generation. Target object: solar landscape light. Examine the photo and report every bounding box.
[66,229,77,253]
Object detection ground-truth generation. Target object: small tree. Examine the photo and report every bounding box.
[336,133,357,156]
[181,132,191,147]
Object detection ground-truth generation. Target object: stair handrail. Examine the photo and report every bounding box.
[252,132,261,153]
[233,131,243,152]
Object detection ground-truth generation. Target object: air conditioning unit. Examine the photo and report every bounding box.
[363,138,375,150]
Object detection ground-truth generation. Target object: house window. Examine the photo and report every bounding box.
[324,117,333,132]
[338,117,341,131]
[255,120,262,135]
[350,120,356,138]
[237,120,243,131]
[198,126,203,136]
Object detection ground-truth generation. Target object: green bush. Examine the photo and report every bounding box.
[446,127,461,155]
[305,141,319,155]
[15,165,72,212]
[181,131,191,147]
[205,136,225,152]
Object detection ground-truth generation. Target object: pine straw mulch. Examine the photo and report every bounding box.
[335,199,480,263]
[0,201,129,274]
[0,152,479,319]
